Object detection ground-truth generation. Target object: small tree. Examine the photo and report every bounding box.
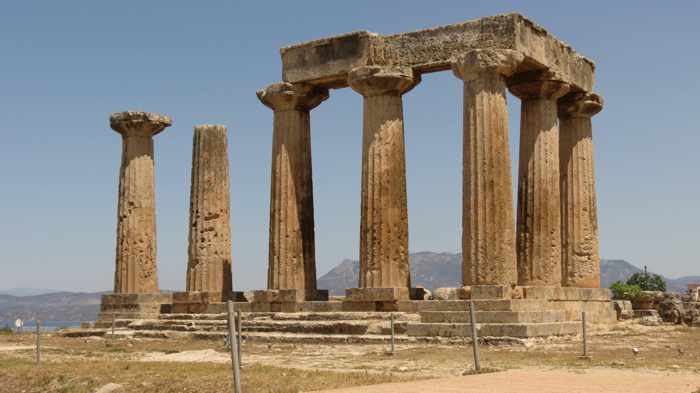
[626,270,666,292]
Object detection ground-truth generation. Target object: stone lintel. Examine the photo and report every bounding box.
[281,13,594,92]
[519,286,612,301]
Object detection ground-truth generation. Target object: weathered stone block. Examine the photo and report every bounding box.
[345,288,410,302]
[281,13,594,92]
[520,286,612,301]
[470,285,512,300]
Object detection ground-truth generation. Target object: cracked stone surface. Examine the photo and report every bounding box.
[559,93,603,288]
[110,111,171,294]
[257,83,328,293]
[348,66,419,289]
[186,125,232,294]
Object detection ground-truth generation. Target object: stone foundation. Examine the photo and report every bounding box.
[98,293,172,320]
[247,289,329,313]
[169,291,247,314]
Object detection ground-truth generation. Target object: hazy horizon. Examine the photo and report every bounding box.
[0,255,694,294]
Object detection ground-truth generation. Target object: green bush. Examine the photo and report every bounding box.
[610,281,643,301]
[626,272,667,292]
[0,326,12,335]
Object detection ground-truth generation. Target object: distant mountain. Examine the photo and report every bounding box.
[318,253,699,295]
[600,259,643,288]
[318,252,461,296]
[0,288,61,296]
[601,260,700,292]
[0,292,103,322]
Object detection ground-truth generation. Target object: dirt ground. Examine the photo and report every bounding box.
[313,369,700,393]
[0,321,699,392]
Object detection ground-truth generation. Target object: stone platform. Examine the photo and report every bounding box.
[87,285,614,341]
[99,293,173,320]
[169,291,248,314]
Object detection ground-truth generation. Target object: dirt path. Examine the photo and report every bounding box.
[141,349,230,363]
[0,344,38,351]
[310,368,700,393]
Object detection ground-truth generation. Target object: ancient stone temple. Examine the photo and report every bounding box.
[258,13,604,307]
[95,13,613,339]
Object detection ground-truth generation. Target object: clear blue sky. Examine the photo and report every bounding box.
[1,1,698,292]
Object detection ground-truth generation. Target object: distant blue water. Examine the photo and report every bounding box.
[0,320,81,332]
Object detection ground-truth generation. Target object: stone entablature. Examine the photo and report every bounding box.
[281,13,594,92]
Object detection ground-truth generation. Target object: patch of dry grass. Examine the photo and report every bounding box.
[1,323,700,393]
[0,356,414,393]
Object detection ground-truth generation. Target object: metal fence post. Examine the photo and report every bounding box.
[468,300,481,372]
[390,313,395,355]
[227,301,242,393]
[35,319,41,366]
[582,311,588,357]
[236,309,242,364]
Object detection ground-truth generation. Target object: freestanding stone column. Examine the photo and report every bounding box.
[348,66,419,295]
[452,49,522,287]
[509,73,569,287]
[110,111,171,294]
[257,82,328,301]
[559,92,603,288]
[186,125,233,297]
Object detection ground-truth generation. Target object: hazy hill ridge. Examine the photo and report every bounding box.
[319,253,697,295]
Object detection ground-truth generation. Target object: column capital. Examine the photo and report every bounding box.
[451,49,524,81]
[558,92,603,119]
[508,71,570,100]
[348,66,420,97]
[110,111,172,137]
[257,82,328,111]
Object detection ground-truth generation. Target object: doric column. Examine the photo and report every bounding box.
[452,49,523,287]
[257,82,328,295]
[109,111,171,294]
[348,66,419,290]
[558,92,603,288]
[509,73,570,287]
[186,125,233,296]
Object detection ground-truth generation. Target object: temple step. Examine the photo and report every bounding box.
[406,321,581,338]
[420,310,567,324]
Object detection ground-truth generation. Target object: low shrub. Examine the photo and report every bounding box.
[610,281,643,301]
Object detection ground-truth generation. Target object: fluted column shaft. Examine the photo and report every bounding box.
[187,125,232,295]
[349,66,419,289]
[110,111,171,294]
[559,93,603,288]
[510,76,570,286]
[452,49,522,287]
[257,83,328,294]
